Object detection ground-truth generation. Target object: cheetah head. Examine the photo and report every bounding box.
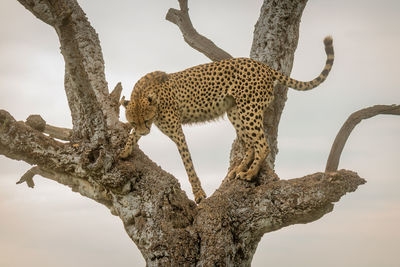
[121,71,168,136]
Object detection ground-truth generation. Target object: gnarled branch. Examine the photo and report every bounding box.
[193,169,365,265]
[17,165,114,211]
[17,0,119,143]
[166,0,232,61]
[4,0,369,265]
[325,104,400,172]
[0,109,72,169]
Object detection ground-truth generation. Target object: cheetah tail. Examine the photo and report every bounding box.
[274,36,334,91]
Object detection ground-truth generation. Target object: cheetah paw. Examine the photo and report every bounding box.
[237,171,255,182]
[227,167,239,180]
[194,189,207,204]
[119,148,131,159]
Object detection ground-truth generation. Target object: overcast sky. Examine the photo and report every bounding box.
[0,0,399,266]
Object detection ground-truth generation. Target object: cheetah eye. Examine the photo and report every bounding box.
[122,100,130,108]
[144,119,151,125]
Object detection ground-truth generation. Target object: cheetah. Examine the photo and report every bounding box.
[120,36,334,204]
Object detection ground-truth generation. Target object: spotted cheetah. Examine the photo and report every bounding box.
[120,36,334,204]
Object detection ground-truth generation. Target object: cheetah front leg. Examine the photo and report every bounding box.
[155,120,206,204]
[120,128,141,158]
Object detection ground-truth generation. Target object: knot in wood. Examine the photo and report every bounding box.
[26,114,46,132]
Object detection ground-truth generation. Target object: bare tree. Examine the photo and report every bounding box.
[5,0,396,265]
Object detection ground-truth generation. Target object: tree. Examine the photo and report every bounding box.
[0,0,398,266]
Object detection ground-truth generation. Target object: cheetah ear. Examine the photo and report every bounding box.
[147,92,158,105]
[152,71,168,84]
[119,96,130,109]
[122,100,130,108]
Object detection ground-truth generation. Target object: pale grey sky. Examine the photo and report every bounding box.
[0,0,399,266]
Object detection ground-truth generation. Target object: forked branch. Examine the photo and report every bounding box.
[326,104,400,172]
[17,0,119,142]
[5,1,371,265]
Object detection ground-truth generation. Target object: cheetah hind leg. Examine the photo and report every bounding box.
[227,146,254,180]
[238,124,269,181]
[227,106,255,180]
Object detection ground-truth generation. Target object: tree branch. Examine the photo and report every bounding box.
[1,107,198,265]
[17,0,120,142]
[16,0,57,25]
[166,0,232,61]
[16,166,38,188]
[16,165,114,211]
[0,109,73,169]
[325,104,400,172]
[109,82,123,117]
[193,169,365,265]
[43,124,72,141]
[26,114,72,141]
[1,109,130,189]
[16,0,133,191]
[1,109,109,205]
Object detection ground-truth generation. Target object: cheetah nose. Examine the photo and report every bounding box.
[138,128,150,136]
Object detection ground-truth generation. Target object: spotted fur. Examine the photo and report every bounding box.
[120,36,334,204]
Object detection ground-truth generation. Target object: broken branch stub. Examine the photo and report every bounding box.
[25,114,71,141]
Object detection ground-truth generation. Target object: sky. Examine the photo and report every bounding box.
[0,0,399,266]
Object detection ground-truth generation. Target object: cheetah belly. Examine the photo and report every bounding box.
[179,95,235,124]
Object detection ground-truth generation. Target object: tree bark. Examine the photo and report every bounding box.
[0,0,369,266]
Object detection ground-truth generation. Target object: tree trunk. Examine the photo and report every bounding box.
[248,0,307,169]
[0,0,367,266]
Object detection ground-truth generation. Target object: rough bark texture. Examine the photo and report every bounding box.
[0,0,369,266]
[325,104,400,172]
